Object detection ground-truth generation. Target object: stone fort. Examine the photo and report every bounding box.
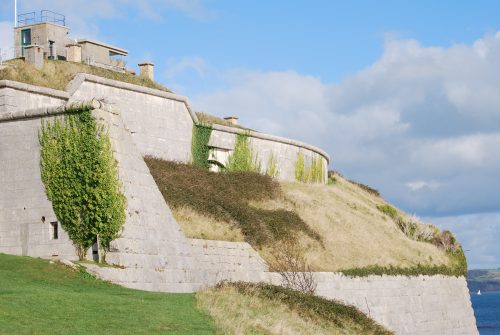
[0,12,478,335]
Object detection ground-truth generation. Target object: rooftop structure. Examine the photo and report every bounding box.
[13,10,128,72]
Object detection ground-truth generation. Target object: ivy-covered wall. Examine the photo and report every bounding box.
[39,106,127,260]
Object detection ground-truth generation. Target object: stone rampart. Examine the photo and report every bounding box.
[0,75,330,182]
[209,124,329,183]
[0,86,478,334]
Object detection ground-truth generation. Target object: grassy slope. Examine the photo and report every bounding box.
[0,59,170,92]
[0,253,214,335]
[196,283,392,335]
[146,160,459,274]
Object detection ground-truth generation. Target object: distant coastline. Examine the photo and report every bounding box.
[468,269,500,292]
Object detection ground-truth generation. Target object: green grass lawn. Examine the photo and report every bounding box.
[0,253,215,335]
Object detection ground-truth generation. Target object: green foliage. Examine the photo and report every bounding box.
[376,204,399,219]
[221,282,393,334]
[191,124,213,169]
[311,155,324,183]
[295,151,306,182]
[375,204,466,275]
[145,158,320,247]
[340,249,468,277]
[226,133,261,173]
[39,107,127,260]
[0,253,214,335]
[295,151,324,183]
[265,152,280,178]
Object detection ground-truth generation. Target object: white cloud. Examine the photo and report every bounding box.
[194,32,500,217]
[406,180,440,192]
[165,56,208,80]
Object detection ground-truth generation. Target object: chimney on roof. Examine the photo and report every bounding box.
[66,44,82,63]
[138,62,154,81]
[24,45,44,70]
[224,116,239,126]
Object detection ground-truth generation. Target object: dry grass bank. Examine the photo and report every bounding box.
[196,282,392,335]
[255,175,451,271]
[146,158,459,274]
[0,59,170,92]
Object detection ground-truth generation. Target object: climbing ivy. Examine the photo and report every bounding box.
[265,153,280,178]
[295,150,324,183]
[226,133,261,173]
[39,106,127,261]
[191,124,213,169]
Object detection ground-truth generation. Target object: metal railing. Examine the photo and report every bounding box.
[17,10,66,26]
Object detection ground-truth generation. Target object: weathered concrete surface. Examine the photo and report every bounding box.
[0,115,77,259]
[0,76,330,182]
[315,273,477,335]
[209,124,329,183]
[0,81,68,116]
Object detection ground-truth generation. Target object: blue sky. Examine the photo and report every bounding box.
[1,0,499,269]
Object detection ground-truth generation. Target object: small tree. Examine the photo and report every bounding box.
[270,240,317,295]
[39,107,127,260]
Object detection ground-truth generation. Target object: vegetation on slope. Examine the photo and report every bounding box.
[146,158,465,276]
[145,158,319,246]
[196,282,392,335]
[39,106,126,260]
[0,59,170,92]
[0,253,214,335]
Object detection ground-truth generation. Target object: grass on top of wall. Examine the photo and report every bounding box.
[195,112,249,129]
[144,157,320,247]
[196,282,393,335]
[0,253,214,335]
[0,59,171,92]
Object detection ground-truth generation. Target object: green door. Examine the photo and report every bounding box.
[21,29,31,57]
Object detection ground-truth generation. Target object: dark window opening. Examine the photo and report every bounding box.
[50,222,58,240]
[48,40,55,59]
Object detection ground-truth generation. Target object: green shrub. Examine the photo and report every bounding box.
[341,250,467,277]
[39,106,127,260]
[226,133,261,173]
[191,124,212,169]
[376,204,399,220]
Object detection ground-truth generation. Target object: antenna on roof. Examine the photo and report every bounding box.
[14,0,17,27]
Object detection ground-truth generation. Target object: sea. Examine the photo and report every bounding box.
[471,291,500,335]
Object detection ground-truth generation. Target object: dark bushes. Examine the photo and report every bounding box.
[145,158,320,247]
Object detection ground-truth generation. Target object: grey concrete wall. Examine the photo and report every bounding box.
[14,22,70,59]
[0,81,68,116]
[209,125,329,183]
[69,78,194,163]
[315,273,477,335]
[1,75,329,182]
[0,115,77,259]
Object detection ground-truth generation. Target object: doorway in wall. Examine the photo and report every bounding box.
[21,29,31,57]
